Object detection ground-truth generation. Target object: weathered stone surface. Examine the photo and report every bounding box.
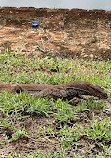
[0,7,111,60]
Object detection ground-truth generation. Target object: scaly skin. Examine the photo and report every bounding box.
[0,81,108,100]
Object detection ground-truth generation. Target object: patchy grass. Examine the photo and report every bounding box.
[0,50,111,157]
[0,50,111,87]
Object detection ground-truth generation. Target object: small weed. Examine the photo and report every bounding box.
[59,125,83,149]
[25,150,68,158]
[54,99,75,123]
[9,128,29,142]
[0,118,14,130]
[80,98,106,111]
[86,117,111,141]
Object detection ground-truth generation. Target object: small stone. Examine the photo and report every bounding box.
[83,54,88,58]
[93,110,100,114]
[89,54,93,58]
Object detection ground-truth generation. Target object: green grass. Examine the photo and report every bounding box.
[0,50,111,158]
[0,50,111,87]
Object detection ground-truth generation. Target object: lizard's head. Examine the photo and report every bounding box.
[88,83,108,99]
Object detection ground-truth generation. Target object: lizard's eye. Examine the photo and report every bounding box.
[16,87,23,93]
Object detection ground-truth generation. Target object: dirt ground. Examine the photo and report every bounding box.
[0,116,61,156]
[0,7,111,60]
[0,107,111,157]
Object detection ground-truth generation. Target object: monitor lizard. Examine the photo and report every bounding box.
[0,81,108,100]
